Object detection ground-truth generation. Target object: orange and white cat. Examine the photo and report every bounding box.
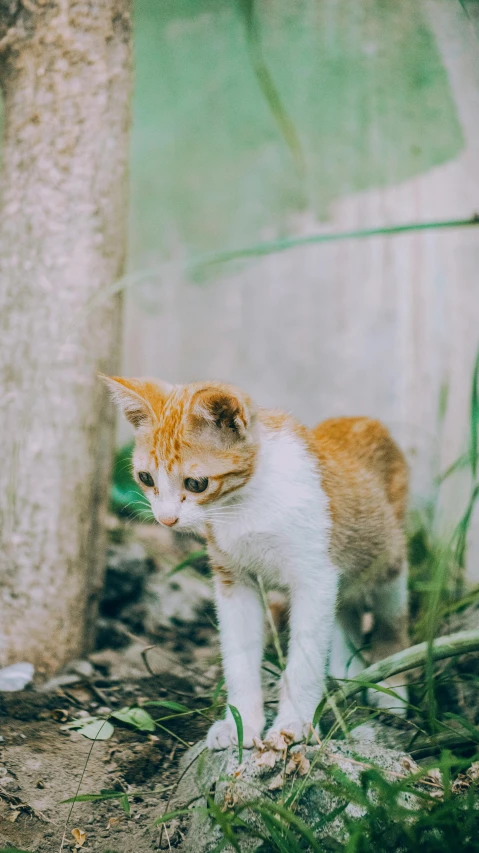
[103,376,409,748]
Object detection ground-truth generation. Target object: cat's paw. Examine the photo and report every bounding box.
[264,717,311,746]
[367,680,408,718]
[206,719,262,750]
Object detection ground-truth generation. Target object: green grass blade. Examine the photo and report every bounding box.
[168,549,208,577]
[470,346,479,480]
[120,793,130,815]
[228,704,244,764]
[153,806,203,826]
[254,801,323,853]
[143,700,190,712]
[259,811,305,853]
[60,790,127,805]
[206,798,243,853]
[236,0,305,178]
[0,848,35,853]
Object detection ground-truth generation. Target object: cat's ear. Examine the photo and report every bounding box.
[99,375,171,429]
[191,385,255,443]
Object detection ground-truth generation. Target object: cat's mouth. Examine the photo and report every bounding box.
[155,517,203,535]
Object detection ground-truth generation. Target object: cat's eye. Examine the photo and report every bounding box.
[184,477,209,493]
[138,471,154,487]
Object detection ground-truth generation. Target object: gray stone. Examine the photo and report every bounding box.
[65,658,95,678]
[143,569,212,631]
[173,737,420,852]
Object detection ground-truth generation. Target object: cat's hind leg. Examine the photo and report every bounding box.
[367,567,409,717]
[328,607,365,683]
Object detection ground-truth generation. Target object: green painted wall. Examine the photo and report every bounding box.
[0,1,465,265]
[130,0,464,267]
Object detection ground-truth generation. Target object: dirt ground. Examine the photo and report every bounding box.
[0,523,220,853]
[2,520,478,853]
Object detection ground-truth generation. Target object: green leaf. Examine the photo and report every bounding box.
[0,848,36,853]
[143,700,190,713]
[110,441,147,518]
[111,706,156,732]
[228,704,244,764]
[120,793,131,815]
[64,715,102,729]
[167,549,208,577]
[78,719,115,740]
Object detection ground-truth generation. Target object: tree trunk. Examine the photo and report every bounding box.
[0,1,131,672]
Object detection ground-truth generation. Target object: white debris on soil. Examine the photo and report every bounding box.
[0,662,34,692]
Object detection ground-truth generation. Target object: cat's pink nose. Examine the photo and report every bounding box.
[158,516,178,527]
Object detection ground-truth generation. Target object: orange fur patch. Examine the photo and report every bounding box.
[310,417,408,582]
[261,409,408,584]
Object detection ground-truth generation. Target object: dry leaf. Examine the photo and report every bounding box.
[71,827,86,847]
[51,708,69,722]
[233,762,246,778]
[280,729,296,746]
[9,809,20,822]
[467,762,479,783]
[252,736,265,751]
[222,785,238,810]
[263,731,289,752]
[401,756,420,774]
[422,767,444,798]
[286,750,311,777]
[254,748,278,769]
[268,772,284,791]
[361,611,374,634]
[106,816,121,829]
[424,768,443,787]
[452,774,470,794]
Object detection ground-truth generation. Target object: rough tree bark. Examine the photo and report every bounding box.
[0,1,131,672]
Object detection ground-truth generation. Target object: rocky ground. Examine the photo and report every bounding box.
[1,518,478,853]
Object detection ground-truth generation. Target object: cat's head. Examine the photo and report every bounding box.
[102,376,259,531]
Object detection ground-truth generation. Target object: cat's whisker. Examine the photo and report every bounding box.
[205,504,250,516]
[123,498,152,512]
[205,512,245,523]
[128,509,153,522]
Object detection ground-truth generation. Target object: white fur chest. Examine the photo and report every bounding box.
[209,427,331,589]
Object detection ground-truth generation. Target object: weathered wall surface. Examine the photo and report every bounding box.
[122,0,479,574]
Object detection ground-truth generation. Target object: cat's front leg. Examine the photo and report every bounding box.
[266,565,338,744]
[207,575,265,750]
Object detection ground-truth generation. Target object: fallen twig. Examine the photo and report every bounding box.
[330,629,479,705]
